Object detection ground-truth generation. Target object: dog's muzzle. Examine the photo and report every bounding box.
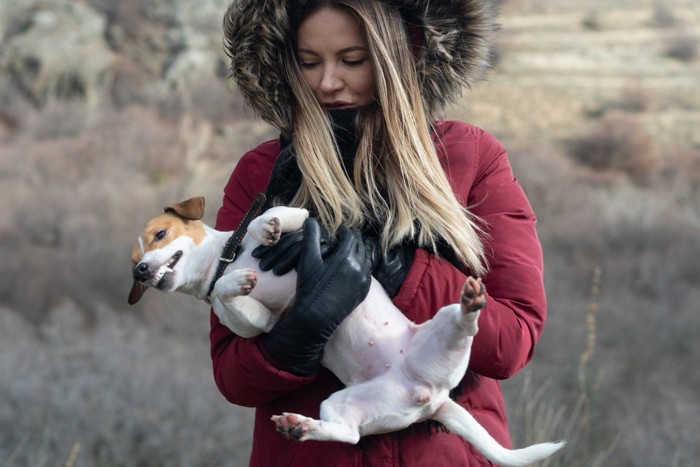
[133,251,182,288]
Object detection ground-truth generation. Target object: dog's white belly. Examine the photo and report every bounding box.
[235,245,416,387]
[232,247,297,314]
[322,281,416,387]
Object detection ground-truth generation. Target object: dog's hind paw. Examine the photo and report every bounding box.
[461,277,486,313]
[272,413,314,441]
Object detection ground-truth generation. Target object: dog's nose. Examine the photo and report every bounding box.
[133,262,151,282]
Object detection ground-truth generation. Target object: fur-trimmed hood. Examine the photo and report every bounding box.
[223,0,499,133]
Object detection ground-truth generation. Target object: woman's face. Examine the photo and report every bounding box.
[296,6,375,110]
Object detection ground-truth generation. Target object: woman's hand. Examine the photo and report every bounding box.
[361,235,415,298]
[259,218,372,376]
[252,226,331,275]
[253,229,414,298]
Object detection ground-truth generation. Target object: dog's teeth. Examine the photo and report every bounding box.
[165,267,173,273]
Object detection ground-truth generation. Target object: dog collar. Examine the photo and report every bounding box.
[205,193,267,304]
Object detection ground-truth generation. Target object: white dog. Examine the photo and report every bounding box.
[129,197,564,466]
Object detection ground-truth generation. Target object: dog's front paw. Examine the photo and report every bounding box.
[249,216,282,246]
[229,268,257,295]
[461,277,486,313]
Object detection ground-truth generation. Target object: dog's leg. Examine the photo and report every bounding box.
[213,268,257,296]
[402,277,484,389]
[433,399,565,466]
[247,215,282,246]
[272,384,374,443]
[212,295,276,338]
[272,375,433,444]
[248,207,309,245]
[272,411,362,445]
[211,269,278,338]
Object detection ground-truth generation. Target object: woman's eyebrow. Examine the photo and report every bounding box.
[297,46,367,55]
[296,48,320,56]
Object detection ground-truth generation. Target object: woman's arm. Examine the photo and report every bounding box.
[210,144,317,406]
[466,130,546,378]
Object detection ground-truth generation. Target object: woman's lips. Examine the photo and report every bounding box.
[321,101,354,110]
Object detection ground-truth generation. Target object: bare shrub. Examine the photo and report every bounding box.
[0,302,255,466]
[652,2,678,28]
[588,85,657,118]
[568,113,659,180]
[110,56,152,108]
[665,29,699,62]
[0,75,34,136]
[507,268,620,467]
[581,12,600,31]
[508,146,700,465]
[616,84,656,113]
[93,106,186,179]
[24,100,89,140]
[89,0,148,37]
[189,75,248,123]
[0,105,194,320]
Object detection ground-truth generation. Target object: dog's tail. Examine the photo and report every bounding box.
[434,400,566,466]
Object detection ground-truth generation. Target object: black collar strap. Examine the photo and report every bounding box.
[206,193,267,303]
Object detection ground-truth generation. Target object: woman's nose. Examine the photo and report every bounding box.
[319,66,343,93]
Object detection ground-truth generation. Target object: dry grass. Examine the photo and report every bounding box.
[503,139,700,466]
[0,302,254,466]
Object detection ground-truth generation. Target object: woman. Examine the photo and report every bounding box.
[213,1,547,465]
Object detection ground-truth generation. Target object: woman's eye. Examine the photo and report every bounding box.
[155,230,167,241]
[344,59,365,67]
[298,61,319,69]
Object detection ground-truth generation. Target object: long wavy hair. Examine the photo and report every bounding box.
[283,0,487,276]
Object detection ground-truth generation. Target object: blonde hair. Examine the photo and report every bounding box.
[283,0,487,276]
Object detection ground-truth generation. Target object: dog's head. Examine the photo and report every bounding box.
[128,197,207,305]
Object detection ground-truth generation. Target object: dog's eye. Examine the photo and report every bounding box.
[154,230,167,241]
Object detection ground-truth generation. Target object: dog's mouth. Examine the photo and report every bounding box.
[151,251,182,289]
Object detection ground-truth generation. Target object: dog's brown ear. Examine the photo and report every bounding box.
[164,197,205,221]
[128,281,148,305]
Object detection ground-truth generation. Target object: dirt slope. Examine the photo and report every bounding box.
[455,0,700,148]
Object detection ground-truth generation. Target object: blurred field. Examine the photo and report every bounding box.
[1,0,699,465]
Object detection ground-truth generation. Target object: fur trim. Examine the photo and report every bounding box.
[223,0,499,132]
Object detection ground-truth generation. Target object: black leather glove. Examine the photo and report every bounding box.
[251,227,332,276]
[362,235,415,298]
[260,218,372,375]
[254,227,414,298]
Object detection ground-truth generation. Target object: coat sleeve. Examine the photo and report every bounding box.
[465,130,546,379]
[393,125,546,380]
[210,144,316,407]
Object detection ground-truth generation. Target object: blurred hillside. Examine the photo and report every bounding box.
[1,0,699,465]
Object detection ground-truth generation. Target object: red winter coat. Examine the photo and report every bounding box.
[210,120,547,466]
